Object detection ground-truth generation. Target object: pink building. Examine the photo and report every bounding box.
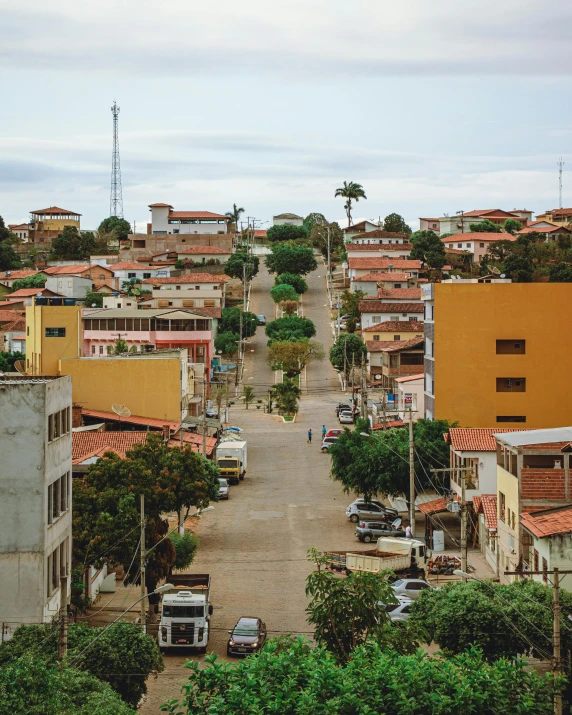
[82,308,215,367]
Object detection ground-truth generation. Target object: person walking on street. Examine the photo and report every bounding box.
[307,428,312,444]
[405,524,412,538]
[322,425,327,439]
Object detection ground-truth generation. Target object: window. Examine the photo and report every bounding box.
[409,316,417,321]
[542,557,548,583]
[373,335,379,341]
[394,335,400,340]
[496,340,526,354]
[390,315,399,321]
[457,243,462,248]
[497,415,526,423]
[394,284,402,288]
[91,345,96,355]
[27,326,29,335]
[372,316,381,322]
[195,286,200,290]
[204,299,215,307]
[499,492,506,521]
[45,327,66,338]
[48,472,70,525]
[176,285,181,290]
[48,408,70,443]
[496,378,526,392]
[99,345,104,355]
[106,345,113,355]
[480,242,485,248]
[143,273,151,279]
[449,244,453,248]
[466,243,471,248]
[182,300,195,308]
[534,549,539,571]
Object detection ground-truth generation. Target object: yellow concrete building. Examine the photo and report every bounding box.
[29,206,81,233]
[59,353,191,422]
[25,303,82,375]
[362,320,424,342]
[423,282,572,427]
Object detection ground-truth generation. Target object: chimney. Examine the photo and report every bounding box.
[162,424,171,442]
[72,403,83,428]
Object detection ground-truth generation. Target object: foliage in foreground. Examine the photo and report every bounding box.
[160,638,560,715]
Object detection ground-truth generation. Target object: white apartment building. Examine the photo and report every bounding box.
[46,275,92,300]
[148,204,230,235]
[272,213,304,227]
[0,375,72,639]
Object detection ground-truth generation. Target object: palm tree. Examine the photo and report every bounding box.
[225,204,245,232]
[334,181,367,227]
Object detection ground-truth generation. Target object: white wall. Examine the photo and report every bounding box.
[361,310,423,329]
[397,378,424,422]
[46,275,92,299]
[450,451,498,499]
[272,216,304,227]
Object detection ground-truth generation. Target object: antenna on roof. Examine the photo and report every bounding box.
[558,157,565,209]
[112,403,131,428]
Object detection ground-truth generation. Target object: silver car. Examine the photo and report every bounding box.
[346,500,398,523]
[339,410,354,424]
[321,437,338,452]
[218,478,230,500]
[391,578,433,601]
[384,596,414,623]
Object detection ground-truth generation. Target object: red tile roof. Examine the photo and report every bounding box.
[168,211,227,220]
[394,373,424,383]
[447,427,533,452]
[346,243,413,252]
[168,431,217,456]
[518,225,572,235]
[348,258,421,270]
[8,223,29,231]
[187,306,222,318]
[364,320,424,332]
[352,229,409,239]
[482,495,498,530]
[359,301,423,313]
[110,261,158,271]
[542,208,572,218]
[418,496,459,515]
[72,431,150,463]
[342,221,376,232]
[0,269,41,282]
[441,233,518,243]
[30,206,81,216]
[354,272,412,282]
[81,409,181,430]
[43,264,93,275]
[0,301,26,309]
[7,288,57,298]
[2,318,25,332]
[143,274,223,285]
[0,310,25,324]
[378,288,422,300]
[460,209,520,219]
[366,337,424,353]
[178,246,232,255]
[520,505,572,538]
[148,203,173,208]
[444,246,473,255]
[419,217,440,222]
[371,420,406,430]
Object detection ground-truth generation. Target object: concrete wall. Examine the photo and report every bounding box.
[363,328,424,342]
[497,465,520,582]
[26,305,82,375]
[361,310,423,329]
[120,234,234,261]
[46,275,91,299]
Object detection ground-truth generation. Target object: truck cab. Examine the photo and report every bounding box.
[216,456,241,485]
[158,575,212,651]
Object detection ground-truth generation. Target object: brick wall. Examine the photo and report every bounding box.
[521,469,566,500]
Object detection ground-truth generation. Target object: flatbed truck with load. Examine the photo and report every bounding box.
[325,537,430,579]
[157,574,213,652]
[216,441,247,485]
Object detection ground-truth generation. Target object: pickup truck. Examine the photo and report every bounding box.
[158,574,213,652]
[216,440,247,485]
[325,537,430,579]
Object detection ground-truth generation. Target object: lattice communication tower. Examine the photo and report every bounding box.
[110,101,124,218]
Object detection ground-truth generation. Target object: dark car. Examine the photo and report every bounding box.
[335,402,351,416]
[355,518,404,543]
[227,616,267,656]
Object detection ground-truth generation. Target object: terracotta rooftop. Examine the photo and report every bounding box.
[0,301,26,308]
[0,310,25,323]
[345,243,413,252]
[0,269,41,282]
[143,274,223,285]
[542,208,572,217]
[441,233,518,243]
[460,209,520,219]
[273,213,303,220]
[7,288,58,298]
[418,496,459,515]
[520,505,572,539]
[168,431,217,456]
[394,373,424,383]
[419,217,440,222]
[343,221,376,232]
[447,427,532,452]
[348,258,421,270]
[178,246,232,255]
[8,223,29,231]
[43,265,93,275]
[364,320,424,332]
[81,409,181,431]
[354,272,412,282]
[518,225,572,235]
[168,211,227,220]
[378,288,422,300]
[2,317,25,332]
[72,431,150,463]
[366,337,424,353]
[30,206,81,216]
[444,246,473,255]
[352,229,409,239]
[109,261,159,271]
[359,301,423,313]
[480,495,498,531]
[371,420,406,430]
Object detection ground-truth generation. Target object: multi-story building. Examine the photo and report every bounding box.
[342,220,379,241]
[359,300,423,329]
[438,209,533,236]
[362,320,424,343]
[440,233,518,263]
[419,218,440,232]
[148,204,230,235]
[109,261,172,283]
[350,229,409,245]
[45,275,92,300]
[348,258,421,280]
[0,375,72,638]
[421,281,572,428]
[8,223,29,242]
[535,208,572,227]
[366,337,424,387]
[28,206,81,243]
[272,213,304,227]
[345,243,413,259]
[44,264,116,290]
[351,272,417,295]
[494,427,572,582]
[26,300,82,375]
[520,505,572,592]
[142,273,225,310]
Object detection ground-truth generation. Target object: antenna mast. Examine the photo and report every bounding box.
[110,101,124,218]
[558,157,565,209]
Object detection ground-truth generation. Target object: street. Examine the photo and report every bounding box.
[141,262,359,712]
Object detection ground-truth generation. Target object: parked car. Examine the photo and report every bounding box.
[321,437,338,452]
[391,578,433,601]
[349,498,399,518]
[227,617,267,656]
[383,596,414,623]
[355,518,404,543]
[339,410,354,424]
[325,429,343,438]
[218,478,230,500]
[257,315,266,325]
[206,408,218,418]
[335,403,351,416]
[346,500,399,523]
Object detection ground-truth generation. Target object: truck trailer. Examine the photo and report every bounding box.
[216,440,247,485]
[325,537,430,578]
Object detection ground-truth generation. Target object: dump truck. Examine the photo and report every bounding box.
[216,441,247,485]
[158,574,212,652]
[325,537,430,578]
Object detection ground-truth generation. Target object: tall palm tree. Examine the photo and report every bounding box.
[334,181,367,227]
[225,204,245,232]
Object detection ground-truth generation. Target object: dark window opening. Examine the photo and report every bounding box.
[496,378,526,392]
[45,327,66,338]
[496,340,525,354]
[497,415,526,423]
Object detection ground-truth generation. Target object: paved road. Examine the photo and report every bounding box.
[141,261,356,712]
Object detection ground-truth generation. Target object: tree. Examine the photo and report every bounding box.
[504,218,523,235]
[215,331,240,356]
[383,212,412,236]
[265,243,317,275]
[269,283,298,304]
[549,262,572,282]
[267,340,325,377]
[340,289,365,324]
[50,227,96,260]
[469,219,502,233]
[224,251,259,281]
[266,224,308,242]
[309,222,344,258]
[265,316,316,343]
[328,418,453,500]
[279,299,299,315]
[270,379,301,414]
[83,290,103,307]
[225,203,245,231]
[0,351,24,372]
[302,212,327,235]
[242,385,255,409]
[334,181,367,226]
[160,638,560,715]
[11,273,47,290]
[275,273,308,294]
[0,242,22,271]
[0,215,14,242]
[97,216,132,242]
[329,334,367,377]
[169,532,200,572]
[503,253,534,282]
[409,230,446,268]
[113,338,128,354]
[220,307,258,339]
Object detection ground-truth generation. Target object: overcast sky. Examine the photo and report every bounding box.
[1,0,572,231]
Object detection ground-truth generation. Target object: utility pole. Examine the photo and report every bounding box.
[58,568,68,662]
[140,494,146,634]
[360,358,368,420]
[202,380,207,457]
[242,261,247,311]
[326,225,331,293]
[408,408,415,537]
[224,371,230,424]
[558,157,565,209]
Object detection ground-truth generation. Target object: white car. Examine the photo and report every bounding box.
[218,478,230,500]
[383,596,414,623]
[339,410,354,424]
[321,437,338,452]
[391,578,433,601]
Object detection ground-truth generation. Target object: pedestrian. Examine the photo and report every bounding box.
[307,428,312,444]
[405,524,412,538]
[322,425,327,439]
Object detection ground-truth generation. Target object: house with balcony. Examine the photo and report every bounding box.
[152,246,232,264]
[359,300,424,329]
[342,220,379,242]
[438,209,533,236]
[346,243,413,259]
[149,204,230,235]
[535,208,572,227]
[348,257,421,280]
[440,233,518,263]
[350,229,409,245]
[366,336,424,388]
[520,505,572,592]
[142,273,225,310]
[351,272,416,295]
[110,261,172,284]
[362,320,424,343]
[494,427,572,583]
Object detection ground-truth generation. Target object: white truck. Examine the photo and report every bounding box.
[216,440,247,485]
[325,537,430,578]
[158,574,213,652]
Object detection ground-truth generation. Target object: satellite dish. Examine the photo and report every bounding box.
[490,266,501,275]
[500,273,506,278]
[14,360,26,375]
[112,404,131,418]
[375,374,382,380]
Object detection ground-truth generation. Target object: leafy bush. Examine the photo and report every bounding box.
[269,283,298,304]
[265,316,316,343]
[169,532,199,571]
[275,273,308,294]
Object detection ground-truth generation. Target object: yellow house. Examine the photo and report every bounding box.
[26,302,82,375]
[362,320,424,342]
[423,282,572,427]
[59,352,190,422]
[535,208,572,228]
[29,206,81,233]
